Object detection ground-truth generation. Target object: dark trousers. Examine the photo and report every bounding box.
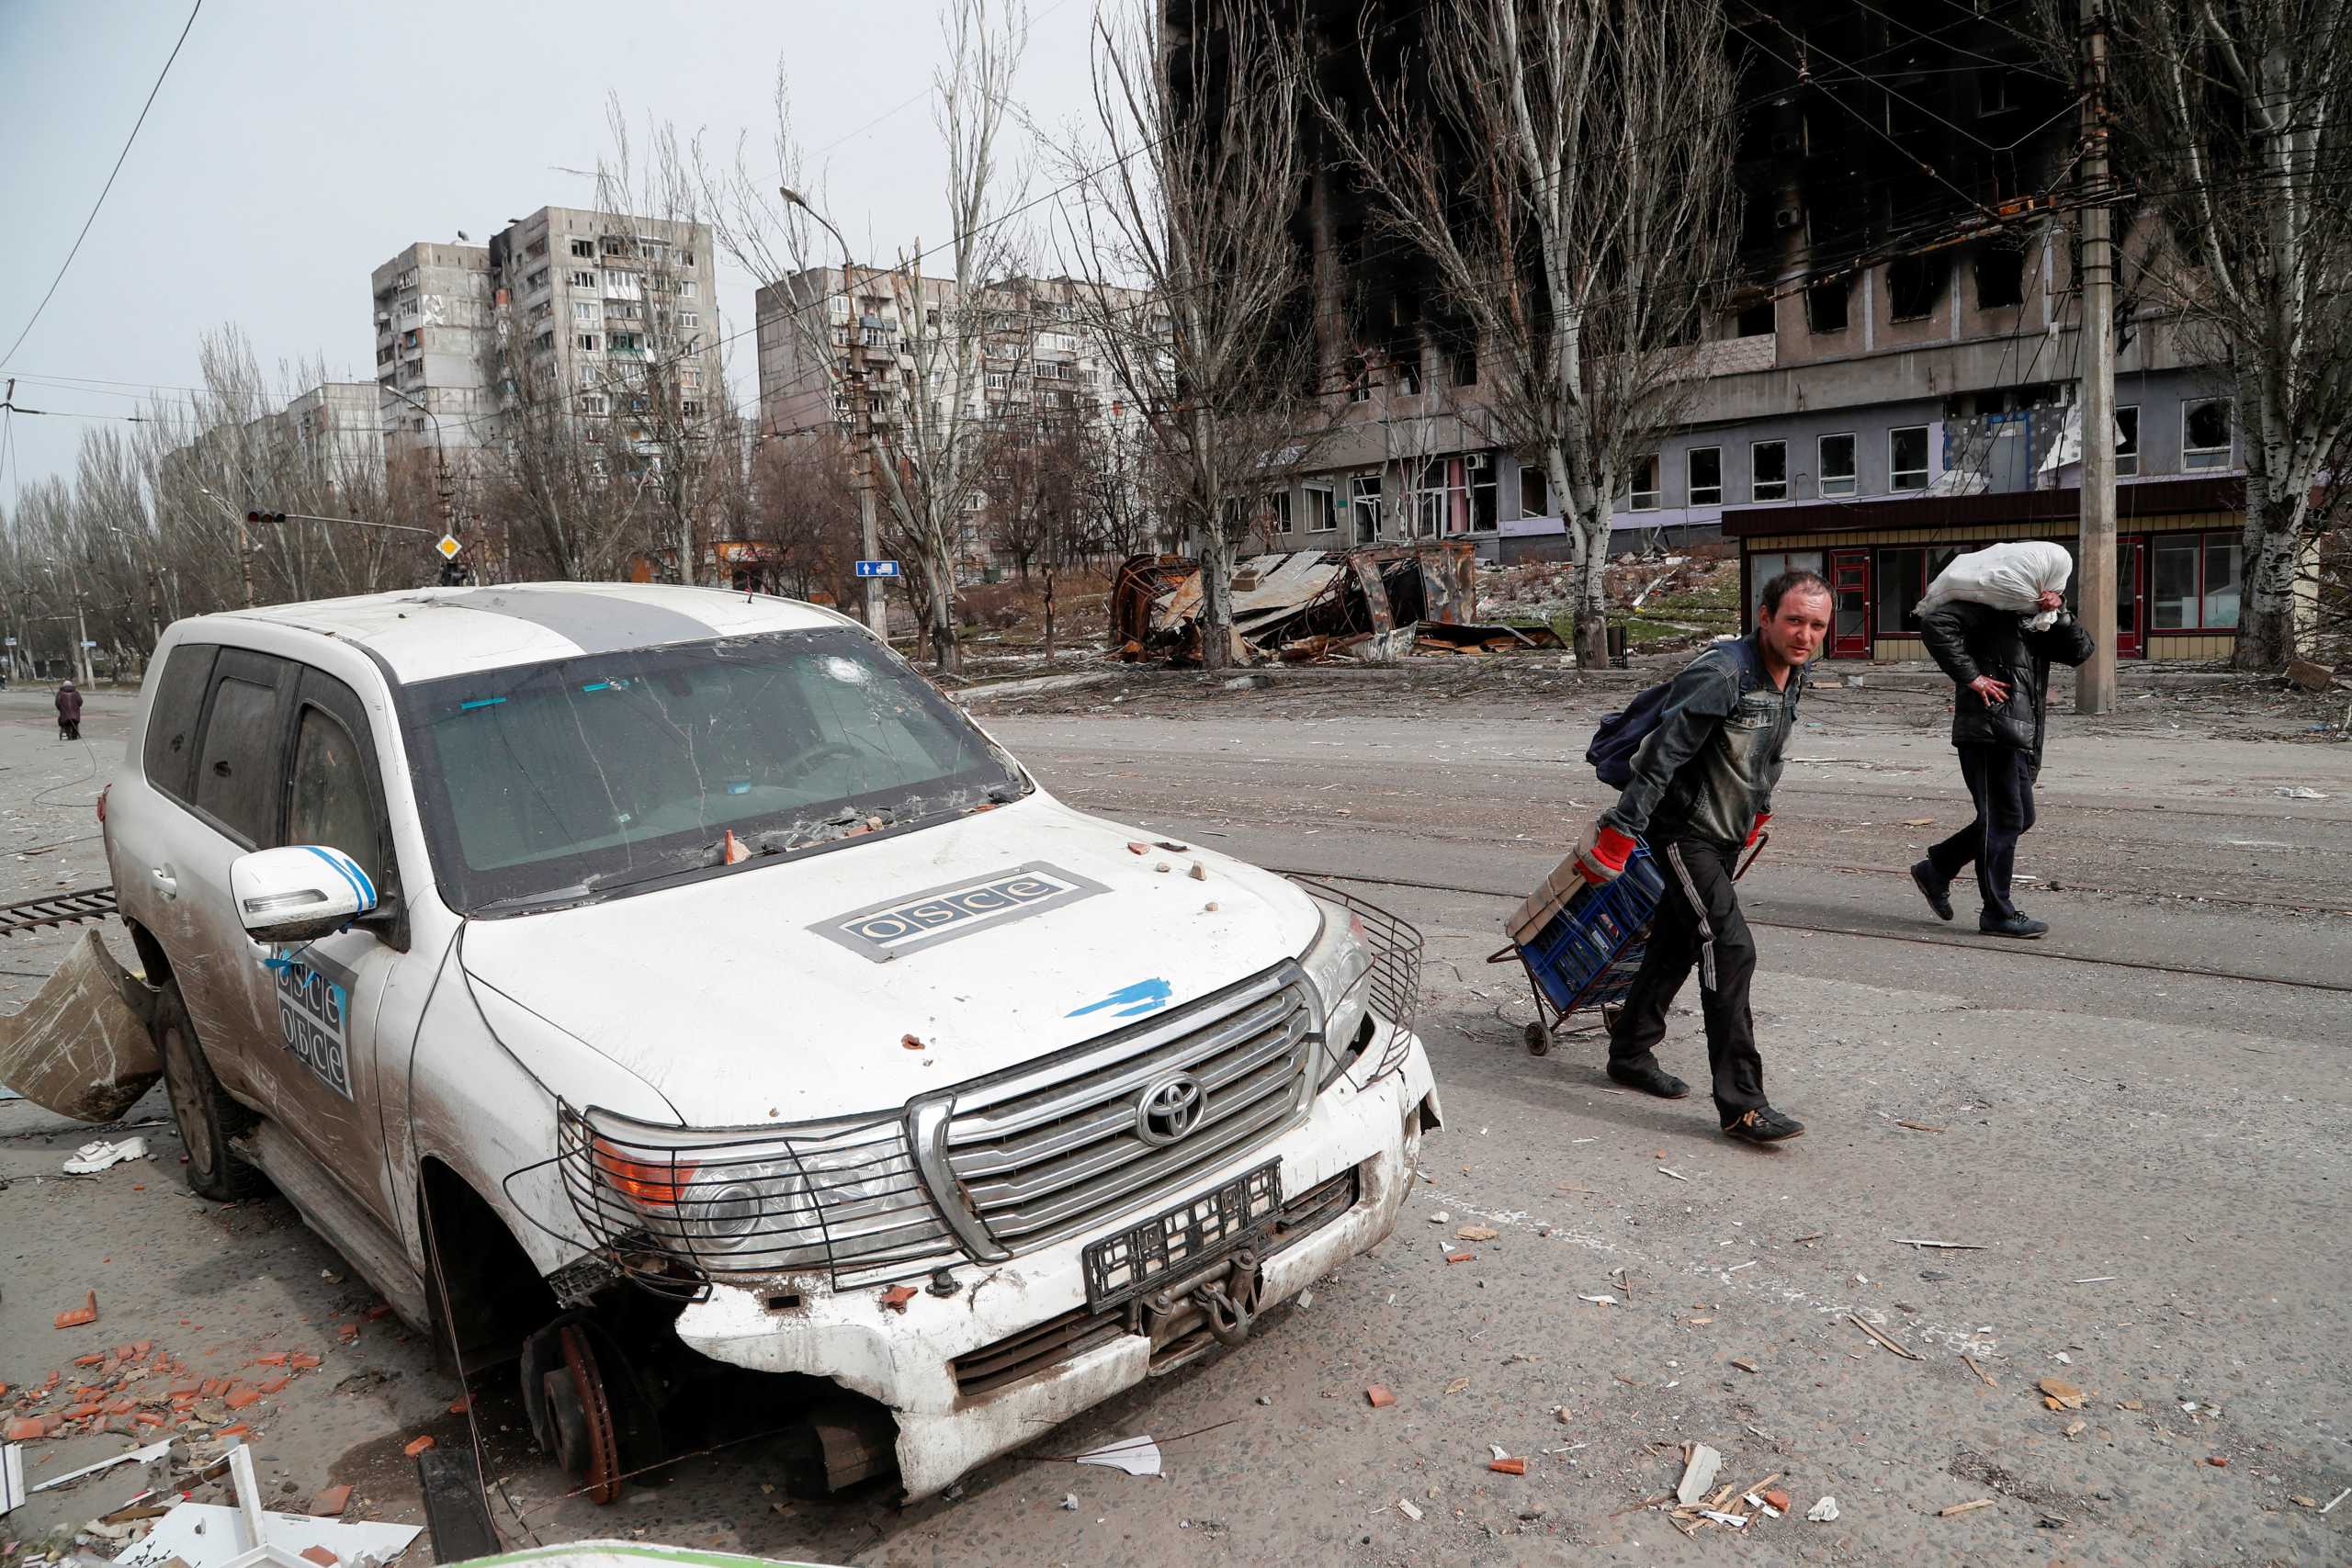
[1608,838,1767,1126]
[1927,743,2037,919]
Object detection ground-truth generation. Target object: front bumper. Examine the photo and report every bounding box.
[672,1032,1439,1499]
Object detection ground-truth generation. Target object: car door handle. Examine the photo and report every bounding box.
[151,865,178,901]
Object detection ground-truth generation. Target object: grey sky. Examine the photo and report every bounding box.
[0,0,1101,502]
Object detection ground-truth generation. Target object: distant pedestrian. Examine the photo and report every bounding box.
[55,680,82,742]
[1576,569,1829,1145]
[1913,552,2095,938]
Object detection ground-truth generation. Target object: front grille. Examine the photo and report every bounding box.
[1284,877,1423,1083]
[944,965,1316,1252]
[951,1304,1130,1397]
[1266,1164,1360,1255]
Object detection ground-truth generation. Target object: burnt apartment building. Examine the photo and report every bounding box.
[1238,0,2247,662]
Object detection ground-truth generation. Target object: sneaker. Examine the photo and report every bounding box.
[1606,1056,1690,1100]
[1723,1106,1805,1144]
[1979,912,2049,939]
[1909,860,1953,921]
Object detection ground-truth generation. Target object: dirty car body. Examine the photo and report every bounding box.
[96,584,1439,1500]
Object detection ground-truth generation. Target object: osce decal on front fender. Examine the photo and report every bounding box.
[812,862,1109,962]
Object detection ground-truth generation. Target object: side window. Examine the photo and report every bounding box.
[141,644,219,804]
[287,705,385,891]
[192,667,289,848]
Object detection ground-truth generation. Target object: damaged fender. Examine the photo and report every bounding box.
[0,929,161,1122]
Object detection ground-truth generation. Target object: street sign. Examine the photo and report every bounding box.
[81,640,96,649]
[3,637,15,647]
[436,534,463,560]
[854,560,901,579]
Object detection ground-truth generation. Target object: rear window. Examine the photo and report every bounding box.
[141,644,218,803]
[192,675,284,847]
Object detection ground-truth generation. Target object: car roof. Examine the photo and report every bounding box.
[196,582,855,684]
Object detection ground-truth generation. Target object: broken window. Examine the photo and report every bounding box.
[1345,355,1371,402]
[1468,457,1498,531]
[1818,434,1857,496]
[1887,255,1947,321]
[1751,440,1788,502]
[1411,457,1453,536]
[1303,482,1339,534]
[1272,490,1294,534]
[571,239,594,259]
[2183,398,2233,468]
[1737,299,1776,338]
[2116,405,2140,476]
[1890,426,1929,491]
[1628,454,1661,511]
[1349,473,1383,543]
[1452,345,1478,387]
[578,333,599,352]
[1975,245,2026,310]
[1688,446,1722,507]
[1521,465,1551,518]
[1805,280,1849,334]
[194,669,288,849]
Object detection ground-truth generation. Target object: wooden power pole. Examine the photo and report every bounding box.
[2075,0,2119,714]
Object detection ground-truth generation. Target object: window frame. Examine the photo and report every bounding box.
[1687,446,1722,507]
[1817,433,1858,497]
[141,642,220,807]
[2115,404,2140,477]
[186,649,299,852]
[2182,398,2233,469]
[1520,465,1551,519]
[1889,425,1930,491]
[1750,439,1789,502]
[1628,453,1661,512]
[283,672,399,926]
[1349,473,1383,544]
[1303,481,1340,535]
[2147,528,2242,632]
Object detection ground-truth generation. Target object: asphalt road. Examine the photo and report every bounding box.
[3,674,2347,1568]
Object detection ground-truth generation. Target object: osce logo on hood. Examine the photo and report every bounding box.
[814,862,1108,962]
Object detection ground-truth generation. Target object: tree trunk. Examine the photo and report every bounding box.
[1198,520,1235,671]
[1043,567,1057,658]
[2234,484,2301,669]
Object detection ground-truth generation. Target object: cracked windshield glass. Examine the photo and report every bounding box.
[399,626,1023,913]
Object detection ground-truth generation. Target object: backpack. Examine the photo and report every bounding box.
[1585,637,1759,788]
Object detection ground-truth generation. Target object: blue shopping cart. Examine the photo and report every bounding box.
[1488,836,1766,1056]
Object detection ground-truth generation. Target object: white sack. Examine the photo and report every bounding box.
[1915,541,2073,630]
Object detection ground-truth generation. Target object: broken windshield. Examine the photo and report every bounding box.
[397,626,1027,915]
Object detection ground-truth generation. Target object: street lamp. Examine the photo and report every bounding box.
[196,484,257,608]
[40,558,92,687]
[381,382,457,550]
[781,185,886,637]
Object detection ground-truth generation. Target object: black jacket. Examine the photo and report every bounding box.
[1918,599,2096,758]
[1601,632,1804,848]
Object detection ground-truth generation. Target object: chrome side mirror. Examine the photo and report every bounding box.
[230,845,379,944]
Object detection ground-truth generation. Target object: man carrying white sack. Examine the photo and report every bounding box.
[1912,542,2096,939]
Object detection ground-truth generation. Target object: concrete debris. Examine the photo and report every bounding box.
[1487,1457,1525,1476]
[1454,1224,1499,1242]
[1109,543,1514,665]
[1396,1497,1423,1522]
[1059,1494,1079,1511]
[2277,786,2329,799]
[1428,1211,1451,1224]
[1675,1444,1723,1506]
[54,1290,100,1329]
[1939,1497,1996,1517]
[1365,1386,1396,1408]
[1807,1496,1841,1522]
[2038,1378,2088,1411]
[2285,658,2336,693]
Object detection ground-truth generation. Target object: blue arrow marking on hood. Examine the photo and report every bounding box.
[1068,977,1174,1020]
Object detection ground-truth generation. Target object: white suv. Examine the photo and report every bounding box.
[100,583,1439,1500]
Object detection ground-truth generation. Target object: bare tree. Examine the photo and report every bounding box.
[2087,0,2352,668]
[1063,0,1326,670]
[702,0,1034,674]
[1309,0,1738,666]
[750,431,863,604]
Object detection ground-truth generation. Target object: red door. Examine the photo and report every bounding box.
[1827,548,1871,660]
[2116,538,2145,659]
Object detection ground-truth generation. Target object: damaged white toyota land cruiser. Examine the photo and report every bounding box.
[98,583,1439,1500]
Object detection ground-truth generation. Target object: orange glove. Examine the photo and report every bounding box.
[1574,822,1638,885]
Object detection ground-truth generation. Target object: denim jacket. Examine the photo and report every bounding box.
[1600,633,1804,848]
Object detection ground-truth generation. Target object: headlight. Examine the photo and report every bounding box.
[572,1111,949,1279]
[1299,897,1374,1088]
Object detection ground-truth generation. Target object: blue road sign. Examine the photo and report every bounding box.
[855,560,901,579]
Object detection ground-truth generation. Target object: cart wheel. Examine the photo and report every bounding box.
[1523,1020,1550,1056]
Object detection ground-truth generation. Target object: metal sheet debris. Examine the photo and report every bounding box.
[1071,1436,1161,1477]
[0,930,160,1122]
[1111,544,1521,664]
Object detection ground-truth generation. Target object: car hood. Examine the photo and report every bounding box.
[458,795,1321,1127]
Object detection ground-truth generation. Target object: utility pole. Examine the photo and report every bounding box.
[783,187,887,637]
[2075,0,2119,714]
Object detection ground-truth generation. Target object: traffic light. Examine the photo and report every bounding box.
[244,510,288,525]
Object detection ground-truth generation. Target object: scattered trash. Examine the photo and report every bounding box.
[28,1436,175,1494]
[1901,818,1936,828]
[115,1445,420,1568]
[1962,1355,1997,1389]
[1444,1250,1476,1264]
[2071,1276,2119,1284]
[2322,1486,2350,1514]
[1125,841,1149,854]
[1846,1314,1925,1360]
[1071,1436,1161,1477]
[2064,1420,2086,1438]
[2276,786,2329,800]
[2038,1378,2088,1411]
[1188,863,1206,881]
[1893,1237,1991,1250]
[54,1290,99,1329]
[2205,1456,2228,1468]
[62,1136,149,1174]
[1657,1167,1689,1182]
[1443,1377,1471,1394]
[1730,1358,1758,1373]
[1428,1211,1451,1224]
[1939,1498,1996,1517]
[1396,1496,1424,1521]
[1894,1121,1945,1134]
[1576,1294,1617,1307]
[1059,1494,1080,1511]
[1488,1457,1525,1476]
[1455,1224,1499,1242]
[1807,1496,1840,1522]
[1676,1444,1723,1506]
[402,1436,435,1457]
[1256,1395,1272,1406]
[1697,1510,1747,1527]
[1295,1290,1314,1310]
[1763,1489,1791,1512]
[1365,1385,1396,1408]
[0,1443,22,1517]
[900,1034,925,1052]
